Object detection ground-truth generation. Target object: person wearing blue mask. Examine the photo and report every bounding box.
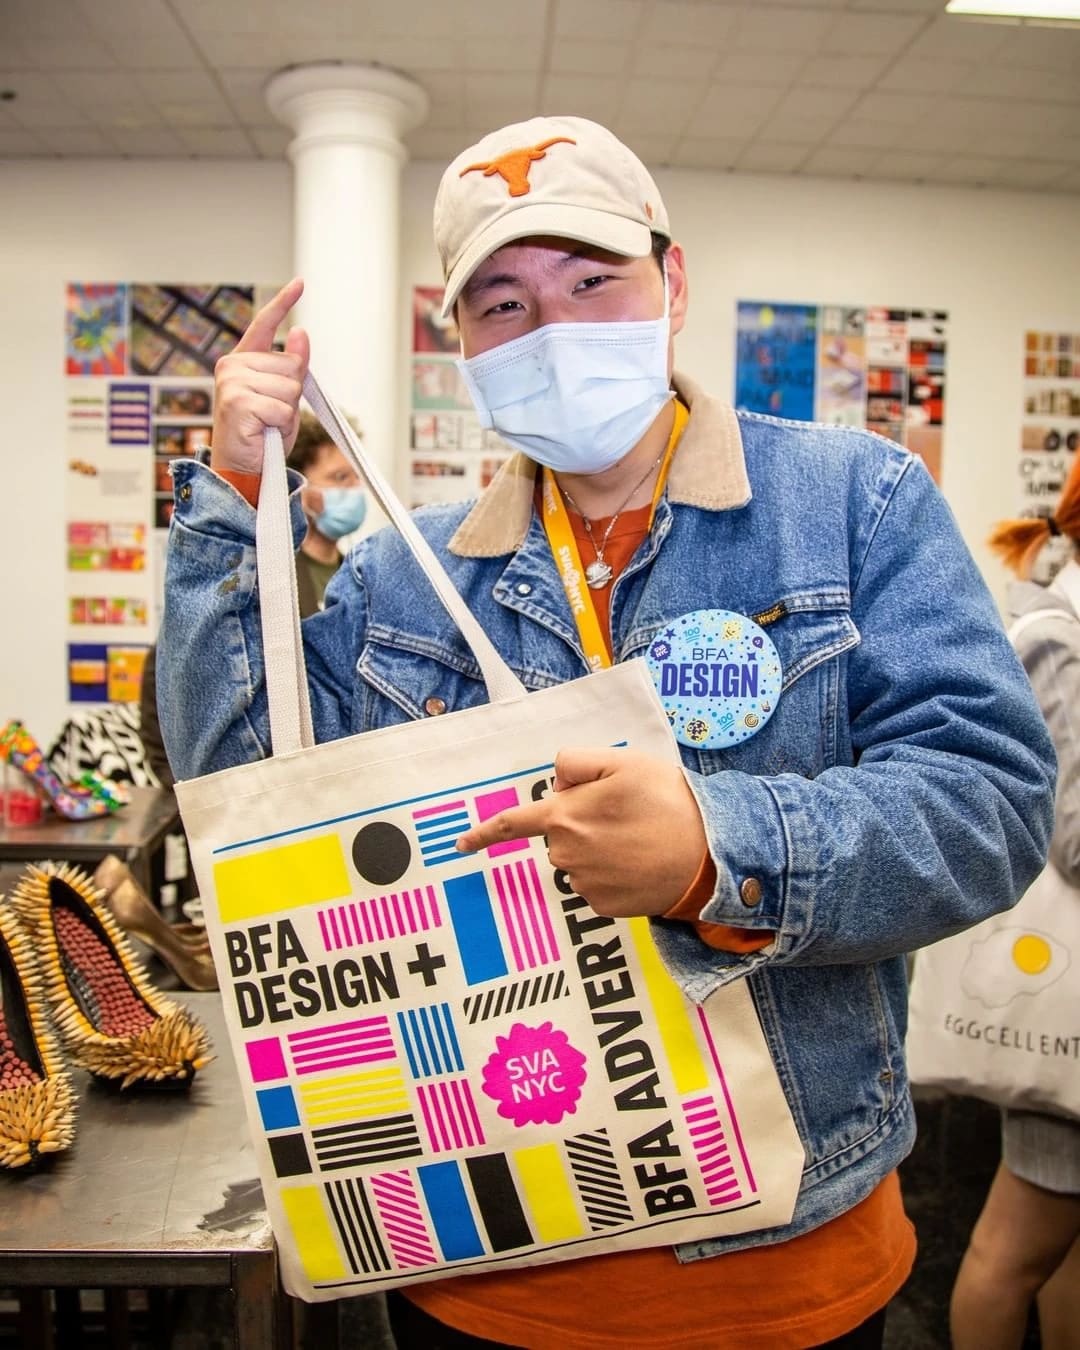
[286,410,367,616]
[159,116,1055,1349]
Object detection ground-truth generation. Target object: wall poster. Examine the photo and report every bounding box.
[735,301,949,483]
[409,287,510,508]
[63,282,257,705]
[1019,329,1080,582]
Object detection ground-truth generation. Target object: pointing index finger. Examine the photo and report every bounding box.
[457,801,552,854]
[235,277,304,354]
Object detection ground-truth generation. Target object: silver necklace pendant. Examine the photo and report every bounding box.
[585,558,614,589]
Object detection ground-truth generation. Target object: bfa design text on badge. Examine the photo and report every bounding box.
[657,654,761,700]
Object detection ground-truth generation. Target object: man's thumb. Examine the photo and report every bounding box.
[553,746,617,792]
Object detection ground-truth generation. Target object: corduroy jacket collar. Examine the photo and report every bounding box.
[448,372,751,559]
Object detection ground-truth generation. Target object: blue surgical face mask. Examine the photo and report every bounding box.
[457,272,673,476]
[313,486,367,540]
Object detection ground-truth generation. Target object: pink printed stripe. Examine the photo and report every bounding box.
[417,1079,484,1153]
[682,1096,743,1205]
[493,858,560,971]
[695,1011,757,1195]
[370,1170,437,1268]
[286,1016,396,1075]
[316,886,442,950]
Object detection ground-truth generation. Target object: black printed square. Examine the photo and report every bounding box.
[269,1131,312,1178]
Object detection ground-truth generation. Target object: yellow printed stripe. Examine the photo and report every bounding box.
[281,1186,347,1282]
[515,1144,584,1243]
[628,917,709,1096]
[212,834,349,923]
[298,1068,409,1125]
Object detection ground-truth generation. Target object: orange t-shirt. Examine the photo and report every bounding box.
[407,500,916,1347]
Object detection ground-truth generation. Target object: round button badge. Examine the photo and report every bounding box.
[645,609,783,750]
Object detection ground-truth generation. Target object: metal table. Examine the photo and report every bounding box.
[0,993,286,1348]
[0,785,180,899]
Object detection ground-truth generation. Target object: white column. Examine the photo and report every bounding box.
[265,64,428,486]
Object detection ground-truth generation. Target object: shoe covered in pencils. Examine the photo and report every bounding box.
[0,901,77,1169]
[10,863,212,1091]
[0,721,122,822]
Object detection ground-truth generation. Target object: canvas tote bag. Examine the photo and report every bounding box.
[906,606,1080,1122]
[175,372,804,1302]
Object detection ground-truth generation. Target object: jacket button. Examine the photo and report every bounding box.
[424,696,447,717]
[178,484,192,501]
[740,877,763,907]
[515,582,532,596]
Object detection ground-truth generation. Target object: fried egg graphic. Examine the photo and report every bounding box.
[960,926,1070,1009]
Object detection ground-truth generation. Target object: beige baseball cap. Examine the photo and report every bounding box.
[434,115,670,317]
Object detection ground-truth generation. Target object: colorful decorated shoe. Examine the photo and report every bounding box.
[10,864,212,1091]
[0,720,121,822]
[0,901,77,1169]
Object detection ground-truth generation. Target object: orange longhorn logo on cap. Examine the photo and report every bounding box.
[459,136,577,197]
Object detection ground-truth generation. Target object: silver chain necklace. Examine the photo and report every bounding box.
[559,451,665,589]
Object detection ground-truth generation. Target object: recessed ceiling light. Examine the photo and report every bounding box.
[945,1,1080,22]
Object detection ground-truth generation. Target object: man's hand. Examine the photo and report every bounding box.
[210,278,310,475]
[456,748,709,918]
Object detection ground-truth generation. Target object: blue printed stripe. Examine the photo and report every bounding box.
[418,1161,485,1261]
[443,872,508,985]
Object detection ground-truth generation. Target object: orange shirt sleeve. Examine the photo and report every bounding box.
[663,852,774,953]
[215,468,262,508]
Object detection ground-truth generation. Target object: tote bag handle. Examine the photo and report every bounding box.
[257,370,527,757]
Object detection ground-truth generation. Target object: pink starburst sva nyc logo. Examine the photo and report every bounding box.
[481,1021,588,1127]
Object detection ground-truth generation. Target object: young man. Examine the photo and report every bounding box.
[159,117,1055,1347]
[286,410,367,616]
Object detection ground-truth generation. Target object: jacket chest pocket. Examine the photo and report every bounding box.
[356,639,491,730]
[691,605,860,779]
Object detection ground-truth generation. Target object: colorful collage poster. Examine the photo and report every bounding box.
[735,301,949,483]
[63,282,254,704]
[1019,329,1080,581]
[409,287,510,508]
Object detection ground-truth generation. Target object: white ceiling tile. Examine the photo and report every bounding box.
[61,72,154,109]
[935,96,1073,137]
[855,90,936,126]
[73,0,203,68]
[733,7,837,53]
[903,14,1011,62]
[821,11,928,57]
[630,44,719,80]
[925,154,1005,183]
[670,135,746,169]
[0,127,48,154]
[709,50,806,85]
[959,67,1080,104]
[756,111,840,145]
[454,0,547,38]
[554,0,645,41]
[801,145,879,175]
[216,69,275,123]
[9,97,89,129]
[797,53,892,88]
[827,118,905,149]
[16,33,120,67]
[36,126,118,154]
[0,70,65,102]
[999,25,1080,75]
[109,126,189,156]
[878,57,976,94]
[992,160,1074,188]
[617,78,707,134]
[736,141,810,172]
[249,125,291,157]
[696,82,783,121]
[688,103,771,140]
[461,38,547,73]
[615,132,679,167]
[899,122,981,154]
[135,69,223,107]
[1037,134,1080,164]
[464,99,534,131]
[550,39,634,77]
[365,36,465,69]
[771,87,860,121]
[1050,167,1080,192]
[848,0,942,9]
[747,0,846,6]
[641,2,741,47]
[465,73,534,106]
[540,74,622,122]
[867,150,951,179]
[173,125,256,156]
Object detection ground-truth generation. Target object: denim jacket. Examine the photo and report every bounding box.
[160,373,1055,1260]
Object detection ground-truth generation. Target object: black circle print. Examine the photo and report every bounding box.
[352,821,411,885]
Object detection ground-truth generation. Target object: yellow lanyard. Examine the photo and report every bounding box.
[541,400,689,672]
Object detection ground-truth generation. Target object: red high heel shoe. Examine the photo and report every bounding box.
[10,863,212,1090]
[0,901,77,1168]
[0,720,124,822]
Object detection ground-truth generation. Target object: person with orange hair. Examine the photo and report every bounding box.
[950,479,1080,1350]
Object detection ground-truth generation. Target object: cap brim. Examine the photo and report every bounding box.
[440,203,655,317]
